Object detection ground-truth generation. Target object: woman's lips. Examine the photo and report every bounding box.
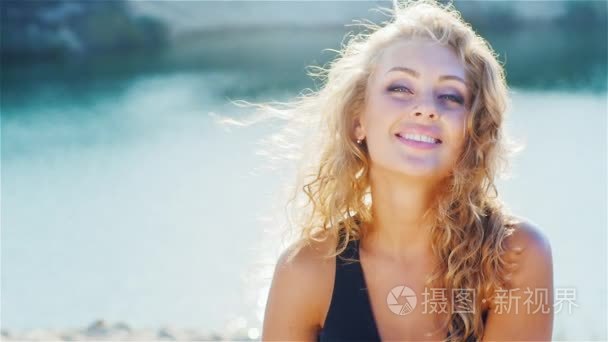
[395,134,441,150]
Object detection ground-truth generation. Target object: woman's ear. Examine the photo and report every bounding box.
[353,115,366,141]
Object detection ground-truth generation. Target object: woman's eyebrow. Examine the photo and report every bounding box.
[439,75,467,86]
[385,66,467,86]
[385,66,420,77]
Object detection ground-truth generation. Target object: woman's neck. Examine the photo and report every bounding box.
[361,167,441,262]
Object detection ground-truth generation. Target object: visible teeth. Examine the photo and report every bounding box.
[402,133,438,144]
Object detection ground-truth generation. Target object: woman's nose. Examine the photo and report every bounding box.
[411,96,438,120]
[413,111,436,119]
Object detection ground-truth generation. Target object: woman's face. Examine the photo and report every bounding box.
[356,38,472,180]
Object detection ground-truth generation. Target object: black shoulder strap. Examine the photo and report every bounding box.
[320,226,380,341]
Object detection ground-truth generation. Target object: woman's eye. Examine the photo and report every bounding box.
[388,86,412,94]
[440,94,465,105]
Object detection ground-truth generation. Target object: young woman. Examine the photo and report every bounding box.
[260,1,553,340]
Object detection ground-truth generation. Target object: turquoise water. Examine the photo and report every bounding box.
[1,29,607,339]
[1,69,279,334]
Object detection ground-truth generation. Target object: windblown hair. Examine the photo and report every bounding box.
[231,0,521,340]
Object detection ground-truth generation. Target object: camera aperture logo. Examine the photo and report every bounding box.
[387,285,417,315]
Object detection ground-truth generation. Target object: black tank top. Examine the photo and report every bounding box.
[317,234,380,341]
[317,231,487,341]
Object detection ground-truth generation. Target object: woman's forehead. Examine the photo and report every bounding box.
[375,39,466,80]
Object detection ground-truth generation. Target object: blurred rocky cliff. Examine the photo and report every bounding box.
[3,0,605,64]
[1,0,605,91]
[1,0,169,64]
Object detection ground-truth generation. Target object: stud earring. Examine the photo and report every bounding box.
[356,138,364,144]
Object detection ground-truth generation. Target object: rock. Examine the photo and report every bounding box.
[85,319,110,336]
[113,321,132,333]
[59,333,76,341]
[0,0,168,63]
[157,327,176,340]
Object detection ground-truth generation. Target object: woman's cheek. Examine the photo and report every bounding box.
[388,97,415,109]
[444,117,467,153]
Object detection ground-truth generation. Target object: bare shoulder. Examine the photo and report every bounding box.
[505,216,553,286]
[274,232,339,294]
[280,232,339,271]
[506,216,551,258]
[261,232,337,340]
[482,219,554,340]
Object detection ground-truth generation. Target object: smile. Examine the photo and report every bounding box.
[395,133,442,150]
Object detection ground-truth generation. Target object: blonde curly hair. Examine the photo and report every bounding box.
[229,0,522,340]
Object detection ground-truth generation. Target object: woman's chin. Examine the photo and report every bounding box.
[392,164,444,180]
[402,169,440,179]
[370,158,449,180]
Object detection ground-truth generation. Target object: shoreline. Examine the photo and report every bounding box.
[1,320,256,341]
